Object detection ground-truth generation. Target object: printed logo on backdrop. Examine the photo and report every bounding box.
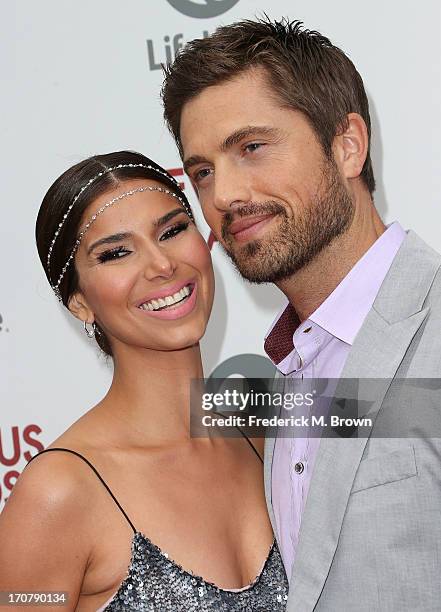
[147,30,210,71]
[209,354,276,381]
[147,0,240,69]
[0,313,9,333]
[166,0,240,19]
[0,425,44,507]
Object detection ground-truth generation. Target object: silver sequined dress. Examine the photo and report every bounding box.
[103,531,288,611]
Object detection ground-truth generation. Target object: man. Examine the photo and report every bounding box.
[162,18,441,611]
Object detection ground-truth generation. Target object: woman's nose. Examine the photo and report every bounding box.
[142,245,176,281]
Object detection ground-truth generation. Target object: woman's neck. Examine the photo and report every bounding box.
[97,343,204,446]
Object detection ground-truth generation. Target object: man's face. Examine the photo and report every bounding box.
[180,67,354,283]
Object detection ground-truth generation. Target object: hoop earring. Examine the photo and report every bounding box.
[83,321,96,338]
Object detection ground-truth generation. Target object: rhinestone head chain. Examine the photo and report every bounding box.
[48,163,194,302]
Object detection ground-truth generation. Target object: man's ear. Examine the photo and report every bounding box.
[68,291,94,324]
[332,112,369,181]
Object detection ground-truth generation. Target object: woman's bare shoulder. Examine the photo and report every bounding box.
[3,446,98,523]
[0,447,97,596]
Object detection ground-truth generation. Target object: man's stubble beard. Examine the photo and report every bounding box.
[220,158,355,284]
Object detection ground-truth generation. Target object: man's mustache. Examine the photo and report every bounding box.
[221,201,286,241]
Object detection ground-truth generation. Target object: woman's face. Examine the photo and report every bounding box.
[70,178,215,353]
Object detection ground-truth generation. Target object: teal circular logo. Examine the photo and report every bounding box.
[166,0,240,19]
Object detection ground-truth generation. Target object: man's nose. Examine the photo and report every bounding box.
[212,161,252,213]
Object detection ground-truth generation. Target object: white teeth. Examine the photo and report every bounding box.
[139,284,193,311]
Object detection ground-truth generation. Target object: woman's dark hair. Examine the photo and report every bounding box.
[36,150,192,357]
[162,17,375,194]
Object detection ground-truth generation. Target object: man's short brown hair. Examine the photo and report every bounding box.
[162,17,375,194]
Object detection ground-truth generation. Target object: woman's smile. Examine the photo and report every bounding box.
[136,280,198,320]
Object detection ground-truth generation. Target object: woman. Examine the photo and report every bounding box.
[0,151,288,611]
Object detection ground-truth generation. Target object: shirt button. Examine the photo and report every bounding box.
[294,461,305,474]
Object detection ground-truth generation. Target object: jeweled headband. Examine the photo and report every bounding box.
[47,163,194,302]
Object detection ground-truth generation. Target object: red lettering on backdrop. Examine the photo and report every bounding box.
[0,426,20,466]
[0,424,44,504]
[23,424,45,460]
[207,231,217,250]
[4,470,19,494]
[167,167,185,190]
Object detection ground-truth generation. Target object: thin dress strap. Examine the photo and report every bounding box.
[26,447,136,534]
[211,410,263,463]
[235,428,263,463]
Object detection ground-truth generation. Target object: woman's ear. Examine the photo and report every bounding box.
[332,112,369,182]
[68,291,94,324]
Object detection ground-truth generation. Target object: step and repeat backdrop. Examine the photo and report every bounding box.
[1,0,440,507]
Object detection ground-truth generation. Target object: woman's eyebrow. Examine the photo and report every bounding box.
[153,207,187,228]
[87,232,133,255]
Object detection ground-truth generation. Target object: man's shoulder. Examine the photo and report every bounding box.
[395,230,441,272]
[405,231,441,305]
[374,230,441,318]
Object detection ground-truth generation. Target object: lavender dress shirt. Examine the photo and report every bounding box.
[263,221,407,581]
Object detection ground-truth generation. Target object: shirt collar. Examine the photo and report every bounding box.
[309,221,406,344]
[264,222,407,364]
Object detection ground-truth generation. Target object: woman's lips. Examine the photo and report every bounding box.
[137,283,198,320]
[228,214,276,242]
[135,279,193,308]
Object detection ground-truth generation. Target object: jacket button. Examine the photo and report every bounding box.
[294,461,304,474]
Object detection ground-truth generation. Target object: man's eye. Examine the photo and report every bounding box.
[160,221,190,241]
[97,246,131,263]
[245,142,263,153]
[194,168,212,182]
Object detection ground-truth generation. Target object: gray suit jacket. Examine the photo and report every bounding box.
[264,231,441,611]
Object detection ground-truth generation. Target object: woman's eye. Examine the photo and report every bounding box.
[97,246,131,263]
[160,221,190,241]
